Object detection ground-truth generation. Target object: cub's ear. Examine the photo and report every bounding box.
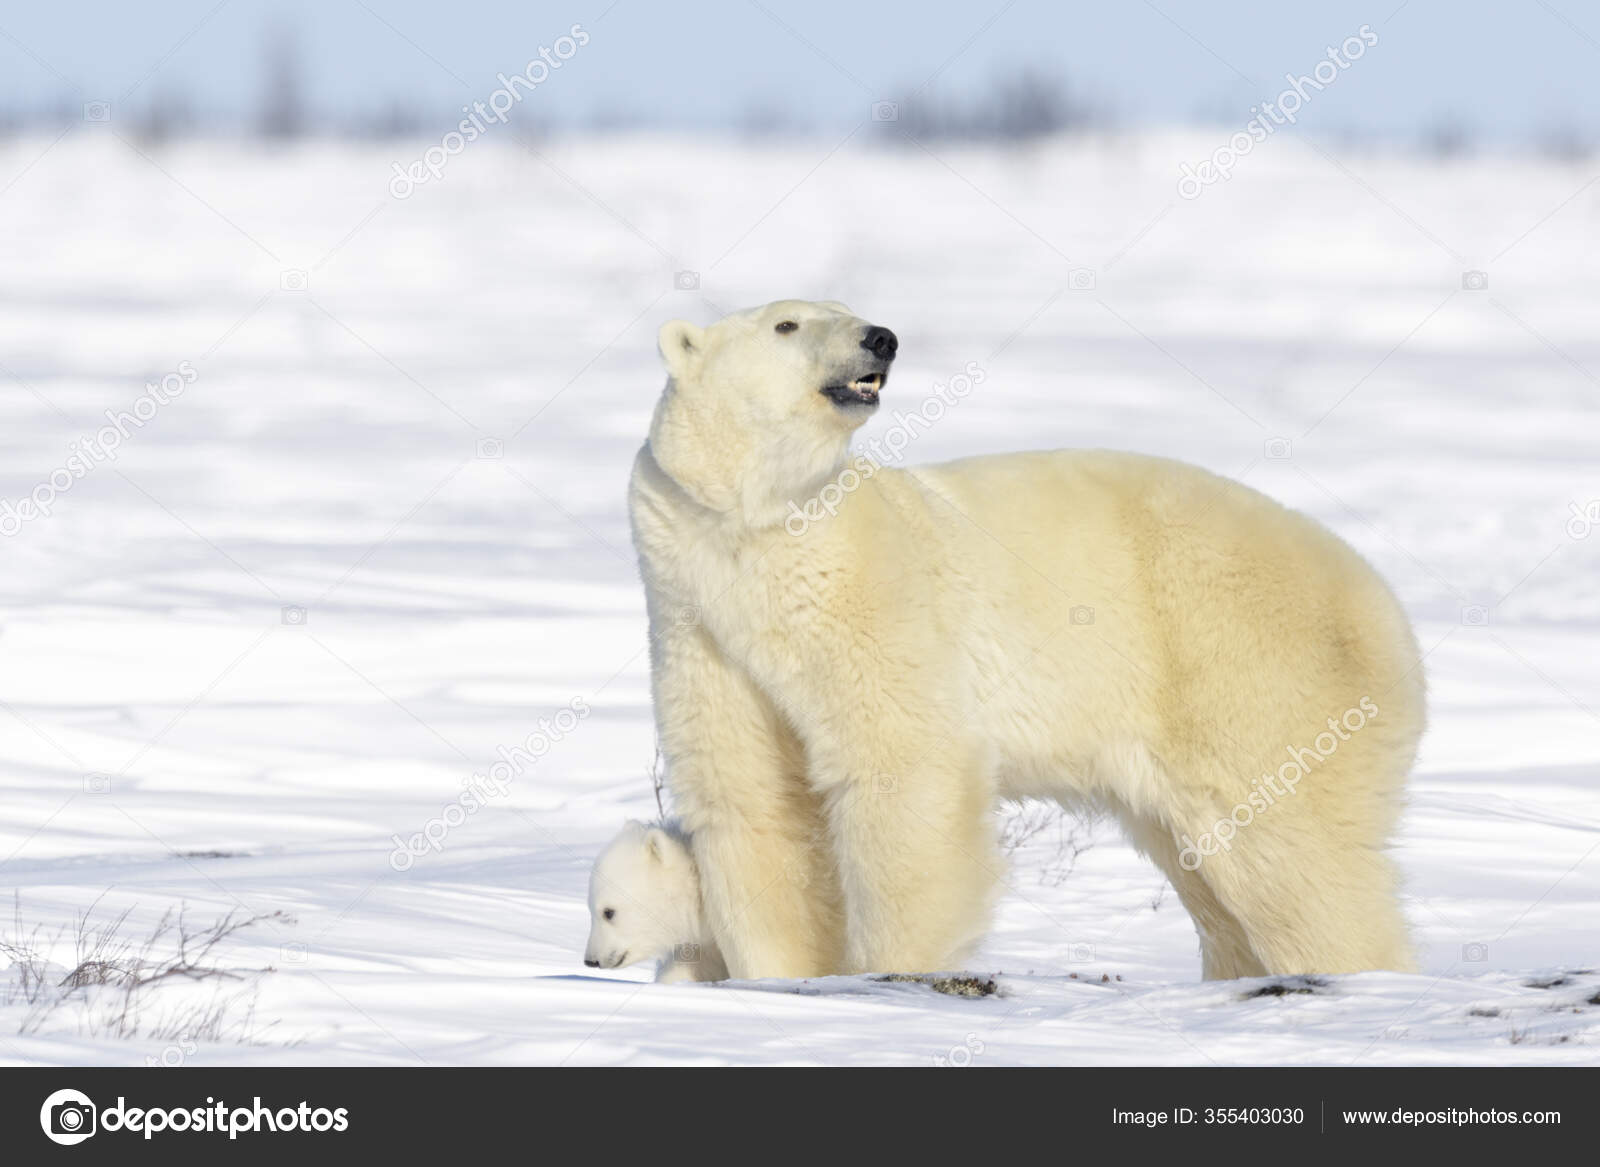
[818,300,852,315]
[642,826,672,864]
[657,320,705,382]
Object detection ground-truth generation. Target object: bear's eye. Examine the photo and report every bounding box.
[774,320,798,334]
[603,908,615,921]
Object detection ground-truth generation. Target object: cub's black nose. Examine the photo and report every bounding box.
[584,958,600,968]
[861,325,898,360]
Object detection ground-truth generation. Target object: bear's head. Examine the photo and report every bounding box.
[647,299,898,523]
[583,821,700,971]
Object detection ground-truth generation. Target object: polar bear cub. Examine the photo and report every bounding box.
[583,821,729,983]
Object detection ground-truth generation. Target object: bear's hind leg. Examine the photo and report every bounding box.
[1120,813,1266,980]
[1201,841,1414,975]
[1189,734,1418,976]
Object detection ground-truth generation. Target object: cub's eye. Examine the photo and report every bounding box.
[602,908,615,921]
[774,320,798,334]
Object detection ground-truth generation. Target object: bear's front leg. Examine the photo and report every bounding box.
[649,615,845,979]
[813,737,1001,975]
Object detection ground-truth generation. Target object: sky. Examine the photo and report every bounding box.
[0,0,1596,143]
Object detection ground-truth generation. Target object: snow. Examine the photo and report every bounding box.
[1,128,1597,1065]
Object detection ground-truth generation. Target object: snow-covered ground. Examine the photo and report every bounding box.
[1,128,1596,1064]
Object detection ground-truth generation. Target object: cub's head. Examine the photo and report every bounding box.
[583,821,699,971]
[647,299,898,522]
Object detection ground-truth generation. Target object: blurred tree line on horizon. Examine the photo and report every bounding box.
[0,22,1591,162]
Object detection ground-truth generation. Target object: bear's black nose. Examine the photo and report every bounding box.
[861,325,898,361]
[584,958,600,968]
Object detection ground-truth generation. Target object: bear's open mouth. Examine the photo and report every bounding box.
[820,372,885,407]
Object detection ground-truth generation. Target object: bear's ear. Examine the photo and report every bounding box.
[657,320,705,383]
[642,826,672,864]
[817,300,852,315]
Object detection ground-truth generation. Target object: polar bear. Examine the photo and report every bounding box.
[583,821,729,983]
[630,298,1425,981]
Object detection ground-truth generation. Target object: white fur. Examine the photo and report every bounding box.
[631,299,1426,980]
[585,821,728,983]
